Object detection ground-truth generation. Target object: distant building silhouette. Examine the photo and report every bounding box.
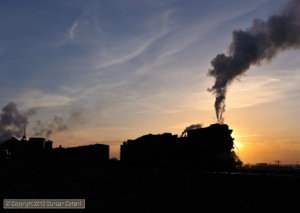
[52,143,109,164]
[121,123,241,171]
[0,137,53,162]
[1,123,241,170]
[0,137,109,165]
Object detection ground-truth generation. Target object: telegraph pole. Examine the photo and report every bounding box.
[275,160,280,166]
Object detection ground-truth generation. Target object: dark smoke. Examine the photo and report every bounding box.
[0,102,35,143]
[208,0,300,123]
[34,116,68,138]
[181,123,202,136]
[33,108,84,138]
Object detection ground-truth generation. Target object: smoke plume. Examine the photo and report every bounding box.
[0,102,35,143]
[208,0,300,123]
[181,123,202,136]
[33,116,68,138]
[33,108,84,138]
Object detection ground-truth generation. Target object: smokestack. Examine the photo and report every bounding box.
[207,0,300,123]
[21,123,27,141]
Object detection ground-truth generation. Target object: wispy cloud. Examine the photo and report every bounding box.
[95,37,158,70]
[94,10,174,70]
[68,22,79,41]
[18,90,73,109]
[226,71,300,109]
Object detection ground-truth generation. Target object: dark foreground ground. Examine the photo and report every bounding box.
[1,161,300,213]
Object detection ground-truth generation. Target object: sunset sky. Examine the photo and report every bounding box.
[1,0,299,164]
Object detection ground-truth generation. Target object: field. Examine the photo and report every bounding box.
[1,161,300,212]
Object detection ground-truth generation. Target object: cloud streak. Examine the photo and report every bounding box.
[19,90,73,109]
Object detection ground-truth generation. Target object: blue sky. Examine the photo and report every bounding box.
[1,0,299,163]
